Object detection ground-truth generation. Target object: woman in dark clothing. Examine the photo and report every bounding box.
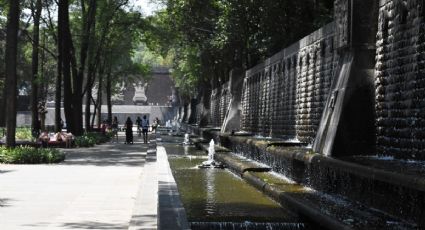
[111,116,119,142]
[125,117,133,144]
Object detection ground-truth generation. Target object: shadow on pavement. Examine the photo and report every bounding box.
[0,198,14,207]
[60,221,128,229]
[129,214,157,229]
[61,136,149,167]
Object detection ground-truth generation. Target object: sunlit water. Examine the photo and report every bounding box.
[163,139,301,224]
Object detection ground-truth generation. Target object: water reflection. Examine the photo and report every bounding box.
[164,143,299,223]
[205,168,215,215]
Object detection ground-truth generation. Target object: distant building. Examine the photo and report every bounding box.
[17,67,178,127]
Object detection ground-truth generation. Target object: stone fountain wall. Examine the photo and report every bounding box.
[209,82,231,128]
[376,0,425,159]
[194,0,425,158]
[241,23,338,143]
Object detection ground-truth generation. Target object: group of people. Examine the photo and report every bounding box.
[38,131,74,148]
[107,115,160,144]
[34,115,160,147]
[32,118,74,148]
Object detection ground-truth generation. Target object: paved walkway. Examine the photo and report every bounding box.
[0,134,160,230]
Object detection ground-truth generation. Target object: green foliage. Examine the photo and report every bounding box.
[0,146,65,164]
[74,132,110,147]
[142,0,334,96]
[15,127,32,140]
[0,127,35,140]
[132,42,171,68]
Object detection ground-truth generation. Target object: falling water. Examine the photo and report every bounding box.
[208,139,215,162]
[183,133,190,145]
[190,222,306,230]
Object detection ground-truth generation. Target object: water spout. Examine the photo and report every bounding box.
[198,139,224,168]
[183,133,191,145]
[208,139,215,162]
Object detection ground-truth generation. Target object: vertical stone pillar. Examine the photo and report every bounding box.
[188,98,197,124]
[313,0,378,156]
[221,68,244,133]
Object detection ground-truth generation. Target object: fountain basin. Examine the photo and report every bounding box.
[215,132,425,227]
[197,160,225,169]
[167,156,304,224]
[162,138,309,229]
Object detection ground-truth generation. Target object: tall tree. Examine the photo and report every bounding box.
[76,0,96,133]
[31,0,42,135]
[4,0,20,147]
[58,0,74,134]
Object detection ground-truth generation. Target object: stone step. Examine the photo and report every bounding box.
[214,152,271,174]
[207,148,416,229]
[147,149,156,156]
[221,135,425,226]
[201,146,414,229]
[243,171,417,230]
[214,164,415,230]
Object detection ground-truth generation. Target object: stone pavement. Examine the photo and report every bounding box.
[0,133,173,230]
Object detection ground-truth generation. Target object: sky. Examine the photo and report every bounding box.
[131,0,164,16]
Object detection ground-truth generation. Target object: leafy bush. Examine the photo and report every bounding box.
[74,132,110,147]
[16,127,33,140]
[74,135,96,147]
[0,146,65,164]
[0,127,34,140]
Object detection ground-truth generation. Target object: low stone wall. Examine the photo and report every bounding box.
[219,133,425,226]
[376,0,425,159]
[241,23,338,143]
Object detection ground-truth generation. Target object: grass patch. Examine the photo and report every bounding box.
[0,146,65,164]
[0,127,34,140]
[16,127,33,140]
[74,132,111,147]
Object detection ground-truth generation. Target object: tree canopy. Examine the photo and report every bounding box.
[141,0,334,97]
[0,0,334,146]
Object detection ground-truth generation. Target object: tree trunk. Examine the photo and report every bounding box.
[40,30,47,130]
[69,44,80,134]
[96,62,104,128]
[31,0,42,135]
[106,70,112,123]
[55,40,62,132]
[55,3,63,133]
[75,0,96,133]
[4,0,20,147]
[59,0,74,134]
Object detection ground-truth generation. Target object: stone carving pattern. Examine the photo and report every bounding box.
[240,29,337,143]
[334,0,350,48]
[375,0,425,159]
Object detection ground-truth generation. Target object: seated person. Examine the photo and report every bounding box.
[38,131,50,147]
[54,132,66,142]
[64,132,74,148]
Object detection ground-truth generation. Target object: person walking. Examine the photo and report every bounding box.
[141,115,149,144]
[136,116,142,137]
[125,117,133,144]
[152,117,160,133]
[111,116,119,142]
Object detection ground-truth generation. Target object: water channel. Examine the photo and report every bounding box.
[160,134,312,230]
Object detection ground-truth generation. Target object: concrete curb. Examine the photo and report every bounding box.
[156,144,190,230]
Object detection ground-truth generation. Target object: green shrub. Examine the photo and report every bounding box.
[16,127,33,140]
[74,135,96,147]
[0,146,65,164]
[0,127,34,140]
[74,132,110,147]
